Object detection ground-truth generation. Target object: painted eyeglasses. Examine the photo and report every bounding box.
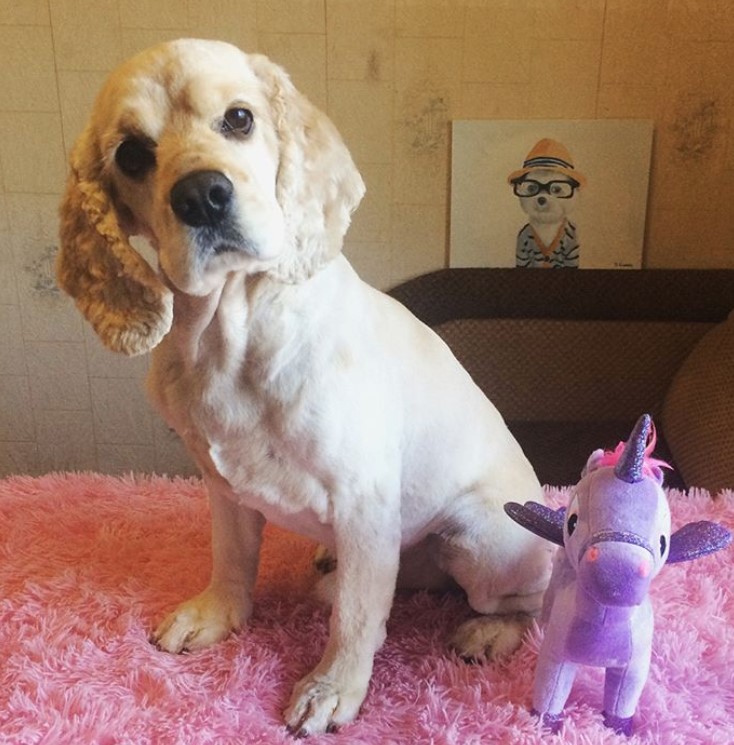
[512,179,579,199]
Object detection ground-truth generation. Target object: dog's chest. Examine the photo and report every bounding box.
[149,271,374,544]
[172,361,336,542]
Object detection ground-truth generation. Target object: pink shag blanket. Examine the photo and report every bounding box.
[0,473,732,745]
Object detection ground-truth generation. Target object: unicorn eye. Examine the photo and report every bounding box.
[567,513,578,535]
[660,535,667,556]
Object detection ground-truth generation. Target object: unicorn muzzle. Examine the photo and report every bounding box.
[579,533,655,606]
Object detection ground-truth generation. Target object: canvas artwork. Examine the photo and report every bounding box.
[450,120,654,269]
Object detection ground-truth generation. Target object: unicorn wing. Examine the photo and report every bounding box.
[667,521,732,564]
[504,501,565,547]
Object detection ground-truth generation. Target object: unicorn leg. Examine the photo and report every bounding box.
[532,652,578,733]
[602,661,649,736]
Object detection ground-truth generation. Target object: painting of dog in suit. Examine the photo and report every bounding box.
[450,120,652,270]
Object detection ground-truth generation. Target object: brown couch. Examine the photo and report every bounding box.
[388,268,734,491]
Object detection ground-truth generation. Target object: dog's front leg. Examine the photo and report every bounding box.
[152,482,265,653]
[284,513,400,736]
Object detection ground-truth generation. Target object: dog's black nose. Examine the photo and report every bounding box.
[170,170,234,228]
[537,196,547,206]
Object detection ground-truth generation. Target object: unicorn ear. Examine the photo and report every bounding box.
[581,448,606,477]
[648,465,666,486]
[250,54,365,283]
[56,124,173,356]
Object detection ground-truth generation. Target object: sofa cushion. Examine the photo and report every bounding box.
[434,317,699,488]
[435,318,711,421]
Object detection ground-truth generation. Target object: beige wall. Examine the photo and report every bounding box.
[1,0,733,476]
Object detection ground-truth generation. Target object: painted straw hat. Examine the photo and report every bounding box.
[507,138,587,187]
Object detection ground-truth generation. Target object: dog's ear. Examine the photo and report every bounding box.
[57,123,173,356]
[251,55,366,282]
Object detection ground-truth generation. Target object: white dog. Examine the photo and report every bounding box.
[56,39,551,736]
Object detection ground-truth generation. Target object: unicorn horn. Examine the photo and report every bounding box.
[614,414,652,484]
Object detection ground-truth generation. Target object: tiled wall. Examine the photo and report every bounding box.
[1,0,734,477]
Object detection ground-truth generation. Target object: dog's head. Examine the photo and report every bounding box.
[57,39,365,355]
[513,168,579,227]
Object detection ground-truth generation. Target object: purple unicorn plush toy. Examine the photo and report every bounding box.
[505,414,731,736]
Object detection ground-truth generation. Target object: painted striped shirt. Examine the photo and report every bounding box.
[515,220,580,269]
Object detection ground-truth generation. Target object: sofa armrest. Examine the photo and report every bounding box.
[663,314,734,492]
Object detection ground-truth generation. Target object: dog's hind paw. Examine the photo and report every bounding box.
[450,614,530,662]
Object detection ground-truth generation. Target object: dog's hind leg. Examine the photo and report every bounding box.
[438,489,553,660]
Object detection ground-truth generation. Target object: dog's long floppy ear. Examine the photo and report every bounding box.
[57,124,173,356]
[251,55,366,283]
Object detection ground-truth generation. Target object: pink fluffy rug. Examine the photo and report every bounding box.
[1,473,732,744]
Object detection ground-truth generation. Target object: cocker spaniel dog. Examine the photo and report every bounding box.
[57,39,551,736]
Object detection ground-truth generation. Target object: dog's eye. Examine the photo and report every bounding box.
[222,107,254,137]
[115,138,156,179]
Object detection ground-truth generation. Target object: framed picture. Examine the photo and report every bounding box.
[449,119,653,269]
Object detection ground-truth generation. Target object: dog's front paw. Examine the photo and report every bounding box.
[284,672,367,737]
[450,615,529,661]
[152,586,249,654]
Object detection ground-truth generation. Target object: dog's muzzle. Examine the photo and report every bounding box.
[170,170,234,229]
[170,169,253,257]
